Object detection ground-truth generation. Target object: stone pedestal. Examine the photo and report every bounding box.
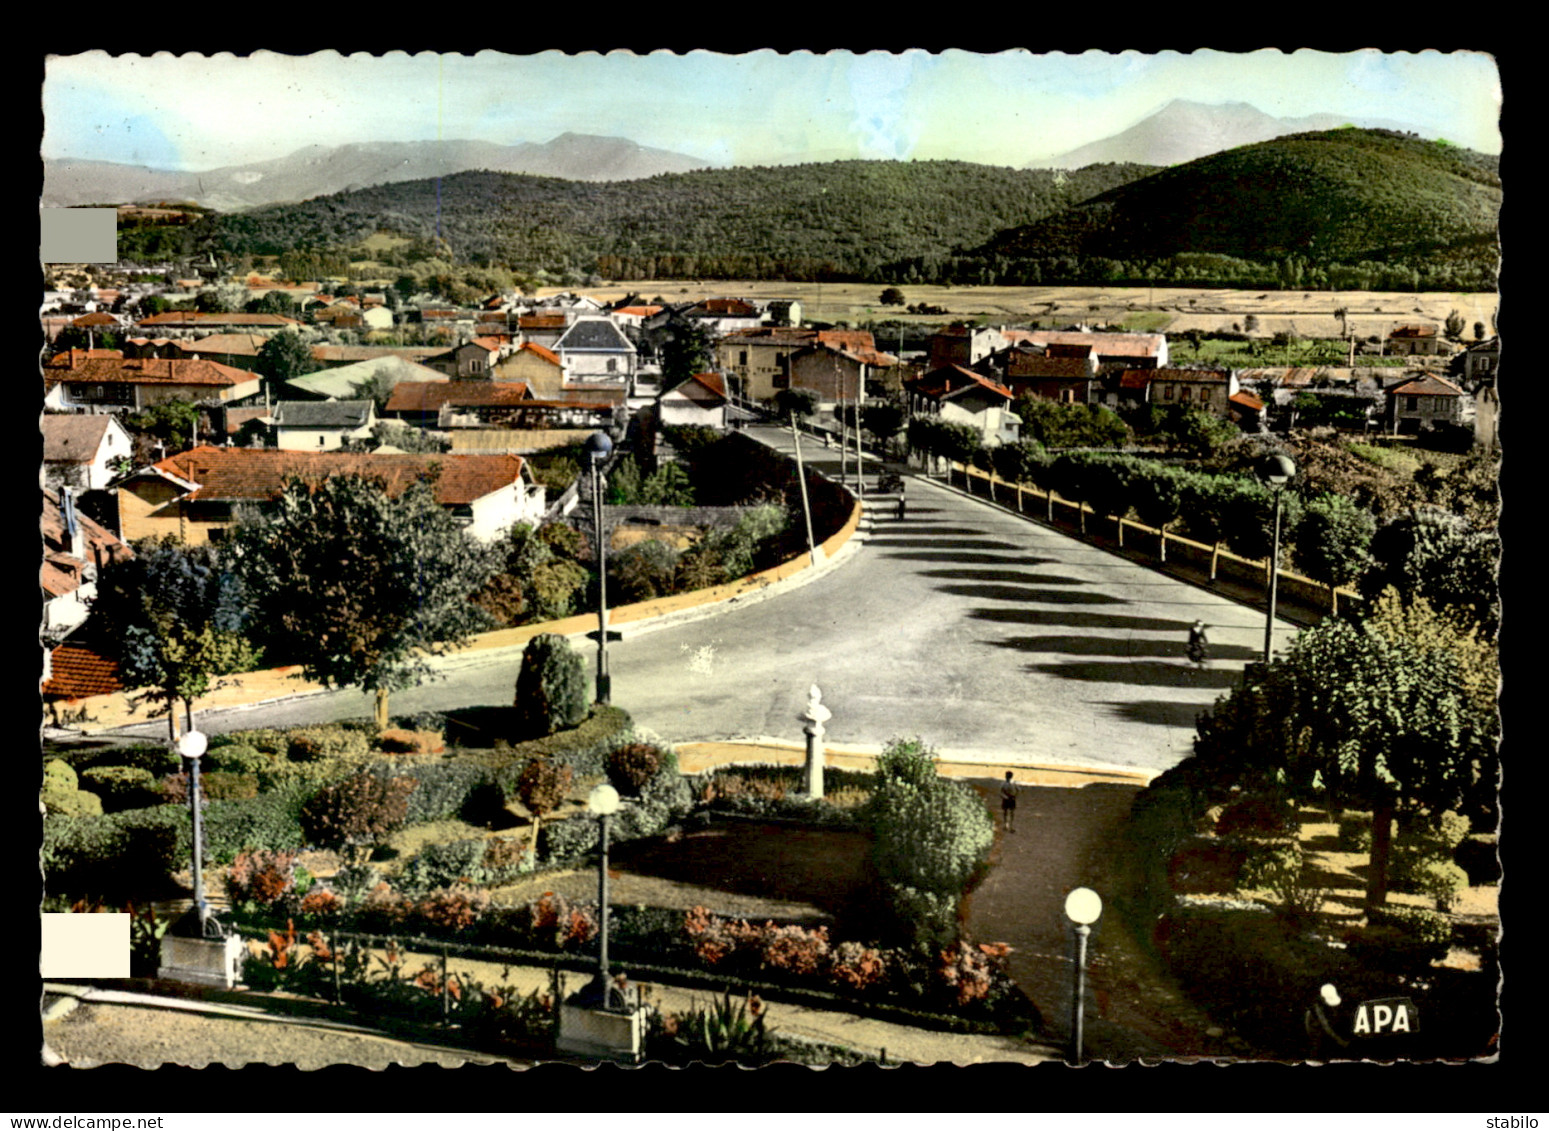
[158,933,246,989]
[556,998,646,1062]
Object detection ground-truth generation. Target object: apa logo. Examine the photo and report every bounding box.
[1352,997,1420,1036]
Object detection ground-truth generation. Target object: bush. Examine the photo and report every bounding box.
[201,772,260,802]
[1238,840,1304,890]
[1353,905,1453,970]
[43,787,103,818]
[376,729,445,756]
[607,743,664,795]
[867,775,993,897]
[44,760,79,792]
[873,736,939,789]
[374,760,494,825]
[537,815,599,864]
[78,766,160,813]
[1214,792,1298,838]
[287,725,373,762]
[203,743,273,775]
[225,849,299,908]
[300,772,418,858]
[1336,811,1376,851]
[1455,833,1499,885]
[202,787,311,864]
[400,839,490,893]
[1394,857,1470,911]
[513,633,588,738]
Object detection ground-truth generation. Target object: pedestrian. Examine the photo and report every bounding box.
[896,493,907,521]
[1304,983,1350,1060]
[1187,620,1209,667]
[1000,771,1018,833]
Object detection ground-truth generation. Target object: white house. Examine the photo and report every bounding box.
[271,400,379,450]
[659,372,729,429]
[555,316,638,385]
[41,414,135,491]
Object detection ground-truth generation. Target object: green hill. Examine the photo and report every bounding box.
[970,129,1500,279]
[204,160,1156,282]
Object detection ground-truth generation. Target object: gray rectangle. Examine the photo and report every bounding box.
[40,207,117,264]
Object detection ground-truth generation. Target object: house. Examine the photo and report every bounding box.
[1004,348,1099,404]
[904,366,1021,445]
[1017,329,1169,371]
[1385,373,1466,434]
[518,313,570,349]
[283,354,449,402]
[1464,335,1500,386]
[115,446,546,545]
[41,414,135,490]
[425,336,506,379]
[385,381,533,428]
[1229,390,1268,432]
[169,333,270,370]
[41,486,134,642]
[659,372,728,429]
[1386,325,1452,357]
[270,400,378,450]
[928,325,1006,370]
[765,299,803,328]
[1128,368,1237,416]
[554,316,638,385]
[686,298,766,335]
[491,342,566,393]
[716,327,820,401]
[41,642,127,718]
[307,344,445,370]
[136,311,302,336]
[788,340,898,404]
[42,354,263,413]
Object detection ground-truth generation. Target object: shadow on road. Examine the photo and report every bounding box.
[918,567,1074,583]
[881,551,1033,564]
[968,608,1191,632]
[1110,699,1214,729]
[935,583,1127,605]
[1028,659,1246,691]
[986,635,1263,662]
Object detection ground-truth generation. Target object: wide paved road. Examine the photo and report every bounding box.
[115,428,1290,775]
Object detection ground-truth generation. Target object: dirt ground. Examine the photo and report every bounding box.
[541,281,1498,341]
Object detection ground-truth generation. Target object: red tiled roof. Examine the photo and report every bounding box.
[139,312,300,327]
[46,348,124,368]
[519,314,568,330]
[172,333,268,357]
[71,312,119,327]
[1045,342,1097,359]
[614,305,663,317]
[469,336,504,352]
[908,365,1014,402]
[815,329,877,352]
[42,356,259,388]
[41,487,133,591]
[694,298,757,316]
[42,643,125,699]
[666,372,727,404]
[1230,391,1265,410]
[721,327,817,345]
[1022,330,1166,358]
[1119,370,1154,390]
[1390,324,1438,338]
[387,381,533,412]
[1387,374,1464,397]
[149,446,526,506]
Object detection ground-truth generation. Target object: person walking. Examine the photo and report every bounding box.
[1000,771,1019,833]
[1187,620,1210,668]
[896,493,907,521]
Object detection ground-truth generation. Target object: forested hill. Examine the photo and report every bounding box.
[206,160,1155,282]
[962,129,1501,288]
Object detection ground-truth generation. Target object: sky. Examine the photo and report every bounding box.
[41,49,1502,172]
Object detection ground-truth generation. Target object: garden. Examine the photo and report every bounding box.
[41,635,1035,1066]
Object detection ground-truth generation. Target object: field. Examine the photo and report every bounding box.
[541,280,1500,341]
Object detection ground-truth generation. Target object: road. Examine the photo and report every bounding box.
[96,427,1292,774]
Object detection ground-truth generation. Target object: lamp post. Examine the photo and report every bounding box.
[177,728,215,936]
[586,782,622,1008]
[584,430,614,705]
[1064,886,1102,1065]
[1258,453,1296,664]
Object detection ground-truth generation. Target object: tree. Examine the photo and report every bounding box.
[1193,590,1498,908]
[126,399,205,456]
[661,319,715,388]
[245,291,299,317]
[256,330,320,398]
[1444,309,1466,341]
[1295,494,1377,600]
[1129,462,1186,560]
[89,536,260,739]
[879,287,906,306]
[1473,321,1487,342]
[231,472,495,728]
[474,522,588,627]
[516,757,574,859]
[1359,508,1499,639]
[513,633,588,737]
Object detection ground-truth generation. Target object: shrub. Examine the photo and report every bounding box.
[759,924,831,976]
[1455,833,1500,886]
[1354,905,1453,969]
[43,787,103,819]
[882,884,960,949]
[375,760,494,825]
[516,758,572,822]
[537,815,598,864]
[1399,809,1471,852]
[868,776,993,897]
[202,788,311,864]
[513,633,588,738]
[1215,792,1298,839]
[287,725,372,762]
[1396,857,1470,911]
[400,838,490,892]
[523,892,598,950]
[300,772,418,860]
[225,849,299,908]
[607,743,664,795]
[78,766,160,813]
[203,743,273,775]
[1336,811,1376,851]
[829,941,888,991]
[200,772,260,802]
[873,736,939,789]
[44,760,79,792]
[414,885,490,933]
[376,729,445,755]
[1238,840,1304,890]
[256,759,354,795]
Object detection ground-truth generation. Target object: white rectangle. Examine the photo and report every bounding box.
[40,912,130,978]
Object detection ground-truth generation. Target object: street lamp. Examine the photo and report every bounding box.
[176,729,219,937]
[1258,453,1297,664]
[584,782,623,1008]
[583,429,614,705]
[1064,886,1103,1065]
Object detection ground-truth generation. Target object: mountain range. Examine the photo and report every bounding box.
[41,133,713,211]
[1025,99,1431,169]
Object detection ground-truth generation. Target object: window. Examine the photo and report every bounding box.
[739,351,749,366]
[1406,396,1419,412]
[1179,387,1191,402]
[1162,384,1174,401]
[607,358,618,373]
